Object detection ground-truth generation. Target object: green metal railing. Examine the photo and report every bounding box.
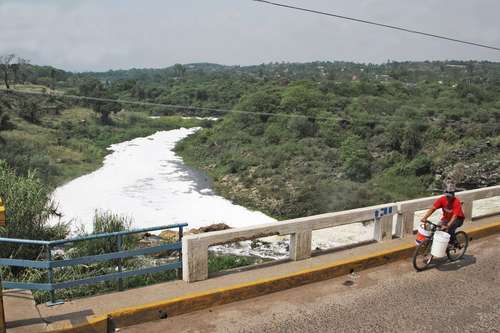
[0,223,186,306]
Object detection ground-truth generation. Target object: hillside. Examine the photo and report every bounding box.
[0,90,203,186]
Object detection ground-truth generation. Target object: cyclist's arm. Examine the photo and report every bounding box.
[421,207,436,222]
[443,214,458,231]
[422,198,444,222]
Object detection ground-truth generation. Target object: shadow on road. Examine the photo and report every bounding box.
[435,254,477,272]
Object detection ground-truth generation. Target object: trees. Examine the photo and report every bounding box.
[174,63,186,79]
[78,79,121,124]
[0,54,15,89]
[0,55,28,89]
[340,135,372,182]
[10,58,28,85]
[92,96,121,125]
[19,99,43,124]
[231,89,281,129]
[280,82,323,116]
[0,106,12,144]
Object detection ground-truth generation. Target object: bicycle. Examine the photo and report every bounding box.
[412,220,469,271]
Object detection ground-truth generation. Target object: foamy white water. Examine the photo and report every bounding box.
[51,128,275,233]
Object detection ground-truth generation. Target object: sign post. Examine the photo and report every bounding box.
[0,198,6,333]
[0,198,5,227]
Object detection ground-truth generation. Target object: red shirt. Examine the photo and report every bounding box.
[433,196,465,221]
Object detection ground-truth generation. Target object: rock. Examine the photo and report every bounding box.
[159,230,179,242]
[199,188,214,195]
[189,223,231,234]
[139,233,164,248]
[434,159,500,190]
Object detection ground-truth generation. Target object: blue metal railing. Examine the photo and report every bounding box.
[0,223,187,305]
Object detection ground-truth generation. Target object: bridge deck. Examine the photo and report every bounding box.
[3,215,500,332]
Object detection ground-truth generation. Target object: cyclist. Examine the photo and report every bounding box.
[420,183,465,244]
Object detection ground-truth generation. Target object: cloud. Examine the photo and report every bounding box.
[1,0,499,71]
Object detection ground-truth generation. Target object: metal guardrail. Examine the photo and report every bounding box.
[0,223,187,306]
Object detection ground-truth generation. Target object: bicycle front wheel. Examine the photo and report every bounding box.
[446,231,468,261]
[413,239,433,271]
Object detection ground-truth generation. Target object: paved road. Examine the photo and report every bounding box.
[123,235,500,333]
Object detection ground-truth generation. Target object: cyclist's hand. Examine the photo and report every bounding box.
[420,218,427,223]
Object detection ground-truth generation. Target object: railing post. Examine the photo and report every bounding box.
[401,211,415,238]
[0,278,6,333]
[182,237,208,283]
[290,230,312,261]
[117,235,123,291]
[395,212,403,238]
[46,244,63,306]
[177,226,184,280]
[373,208,394,242]
[47,245,55,304]
[463,200,473,223]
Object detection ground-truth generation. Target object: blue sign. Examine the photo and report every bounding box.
[374,206,393,219]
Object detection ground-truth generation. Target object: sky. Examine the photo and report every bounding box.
[1,0,500,72]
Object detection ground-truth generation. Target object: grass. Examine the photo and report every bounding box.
[0,84,59,94]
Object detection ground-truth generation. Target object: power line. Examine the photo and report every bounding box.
[252,0,500,52]
[1,88,329,120]
[1,88,499,128]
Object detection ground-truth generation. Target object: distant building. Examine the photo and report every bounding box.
[375,74,391,81]
[445,64,467,69]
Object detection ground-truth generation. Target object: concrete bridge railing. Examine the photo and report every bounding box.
[396,185,500,237]
[183,185,500,282]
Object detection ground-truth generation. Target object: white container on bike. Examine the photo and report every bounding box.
[415,224,432,245]
[431,231,450,257]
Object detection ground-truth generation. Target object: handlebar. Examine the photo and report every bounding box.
[421,220,443,230]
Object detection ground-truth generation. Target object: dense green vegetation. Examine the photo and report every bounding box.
[171,64,500,219]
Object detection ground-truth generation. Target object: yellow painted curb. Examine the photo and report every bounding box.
[49,220,500,333]
[48,315,108,333]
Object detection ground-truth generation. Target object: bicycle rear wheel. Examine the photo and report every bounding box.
[412,239,433,271]
[446,231,468,261]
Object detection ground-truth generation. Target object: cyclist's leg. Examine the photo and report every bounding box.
[448,218,464,243]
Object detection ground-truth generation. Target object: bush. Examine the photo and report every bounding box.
[0,160,68,259]
[71,211,138,257]
[19,99,44,124]
[340,135,372,182]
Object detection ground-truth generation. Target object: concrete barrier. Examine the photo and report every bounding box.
[183,203,398,282]
[183,185,500,282]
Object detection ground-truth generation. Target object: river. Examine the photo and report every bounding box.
[51,128,500,259]
[51,128,275,233]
